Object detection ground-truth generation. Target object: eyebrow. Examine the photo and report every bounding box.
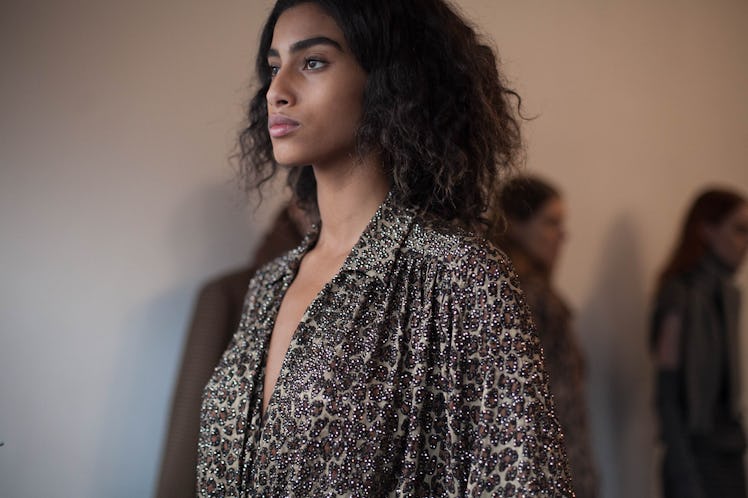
[267,36,343,58]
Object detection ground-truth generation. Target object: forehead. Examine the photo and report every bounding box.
[540,196,564,215]
[271,3,345,49]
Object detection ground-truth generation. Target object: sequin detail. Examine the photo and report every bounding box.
[197,194,573,497]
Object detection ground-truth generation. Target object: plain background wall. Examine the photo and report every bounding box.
[1,1,746,497]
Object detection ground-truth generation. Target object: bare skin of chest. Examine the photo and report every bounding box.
[262,247,348,413]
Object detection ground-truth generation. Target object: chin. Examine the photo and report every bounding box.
[272,151,306,168]
[274,158,301,167]
[271,142,304,166]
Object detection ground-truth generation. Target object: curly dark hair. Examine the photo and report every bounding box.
[238,0,524,229]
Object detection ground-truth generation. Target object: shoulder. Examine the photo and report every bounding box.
[654,273,691,313]
[251,250,296,285]
[403,214,523,295]
[201,266,256,292]
[240,239,306,300]
[194,266,257,310]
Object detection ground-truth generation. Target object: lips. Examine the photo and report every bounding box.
[268,114,300,138]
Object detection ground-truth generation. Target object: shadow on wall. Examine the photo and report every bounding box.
[91,286,192,498]
[87,181,263,497]
[165,180,267,277]
[577,214,657,498]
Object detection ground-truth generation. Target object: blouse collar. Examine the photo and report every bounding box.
[274,191,416,285]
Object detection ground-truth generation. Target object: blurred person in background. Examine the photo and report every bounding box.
[155,202,307,498]
[651,188,748,498]
[496,175,599,497]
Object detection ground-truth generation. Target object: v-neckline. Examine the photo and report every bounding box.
[258,227,362,421]
[259,269,338,420]
[255,190,413,421]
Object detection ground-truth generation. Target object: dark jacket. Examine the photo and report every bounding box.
[652,254,744,498]
[652,255,742,433]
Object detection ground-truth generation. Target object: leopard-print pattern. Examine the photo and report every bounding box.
[197,193,573,497]
[510,252,598,498]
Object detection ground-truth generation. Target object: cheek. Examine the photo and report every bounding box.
[541,227,561,249]
[339,74,366,119]
[715,234,745,264]
[338,93,364,126]
[312,87,363,136]
[724,231,746,253]
[738,231,748,249]
[528,230,551,258]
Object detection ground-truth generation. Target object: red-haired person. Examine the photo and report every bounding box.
[652,188,748,498]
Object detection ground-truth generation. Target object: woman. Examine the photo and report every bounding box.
[197,1,572,496]
[496,176,599,497]
[652,188,748,498]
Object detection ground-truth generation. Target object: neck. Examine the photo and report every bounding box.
[312,154,390,255]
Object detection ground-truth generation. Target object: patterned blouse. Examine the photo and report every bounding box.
[196,194,572,497]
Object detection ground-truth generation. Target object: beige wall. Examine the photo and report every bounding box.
[0,1,746,497]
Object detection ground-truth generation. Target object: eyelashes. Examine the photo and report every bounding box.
[302,57,327,70]
[267,57,329,78]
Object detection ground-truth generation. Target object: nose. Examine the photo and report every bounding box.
[266,69,295,109]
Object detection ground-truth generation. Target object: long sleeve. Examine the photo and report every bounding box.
[443,254,573,496]
[652,279,706,498]
[655,369,706,498]
[195,196,574,497]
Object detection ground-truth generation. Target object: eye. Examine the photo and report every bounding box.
[303,58,327,71]
[268,64,280,78]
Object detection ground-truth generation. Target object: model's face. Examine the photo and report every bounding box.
[266,3,367,168]
[704,202,748,270]
[509,197,566,271]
